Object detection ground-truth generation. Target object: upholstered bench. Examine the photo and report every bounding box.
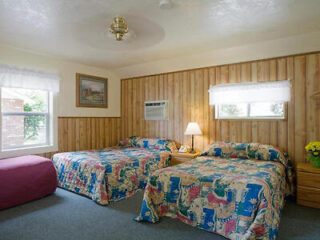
[0,155,58,210]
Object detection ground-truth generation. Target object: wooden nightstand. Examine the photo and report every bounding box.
[297,162,320,209]
[170,152,200,166]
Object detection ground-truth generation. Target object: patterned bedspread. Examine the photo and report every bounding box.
[135,156,290,240]
[52,147,170,205]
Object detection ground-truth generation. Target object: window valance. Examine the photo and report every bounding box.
[209,80,291,105]
[0,64,60,92]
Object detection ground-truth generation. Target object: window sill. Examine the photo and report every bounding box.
[0,145,58,159]
[215,117,286,121]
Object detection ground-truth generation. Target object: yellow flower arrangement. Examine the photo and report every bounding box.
[305,141,320,168]
[305,141,320,152]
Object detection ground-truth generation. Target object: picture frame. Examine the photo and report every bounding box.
[76,73,108,108]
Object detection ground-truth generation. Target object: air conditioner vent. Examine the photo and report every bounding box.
[144,100,168,120]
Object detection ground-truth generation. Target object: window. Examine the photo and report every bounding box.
[1,87,50,150]
[209,80,290,120]
[215,102,285,119]
[0,64,59,157]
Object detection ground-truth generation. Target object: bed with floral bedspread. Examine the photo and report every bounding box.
[135,142,294,240]
[52,137,176,205]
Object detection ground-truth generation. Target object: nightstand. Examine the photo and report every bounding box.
[170,152,200,166]
[297,162,320,209]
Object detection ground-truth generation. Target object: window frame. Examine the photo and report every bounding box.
[215,102,287,120]
[0,88,57,158]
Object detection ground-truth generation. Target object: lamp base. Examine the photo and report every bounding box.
[190,134,195,154]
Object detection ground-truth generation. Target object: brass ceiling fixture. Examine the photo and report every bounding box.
[109,17,129,41]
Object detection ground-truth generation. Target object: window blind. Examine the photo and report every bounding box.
[209,80,291,105]
[0,64,60,92]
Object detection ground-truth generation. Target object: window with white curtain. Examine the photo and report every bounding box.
[0,64,60,155]
[1,88,50,149]
[209,80,290,119]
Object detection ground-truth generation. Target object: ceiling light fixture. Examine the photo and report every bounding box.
[159,0,173,9]
[109,17,128,41]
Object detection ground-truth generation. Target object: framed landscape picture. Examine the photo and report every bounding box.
[76,73,108,108]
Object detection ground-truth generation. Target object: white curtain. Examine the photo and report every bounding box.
[0,64,60,92]
[209,80,291,105]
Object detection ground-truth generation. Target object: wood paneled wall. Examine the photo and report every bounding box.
[121,52,320,164]
[40,117,121,158]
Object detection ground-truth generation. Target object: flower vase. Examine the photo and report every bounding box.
[311,157,320,168]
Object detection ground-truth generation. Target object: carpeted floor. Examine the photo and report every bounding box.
[1,188,320,240]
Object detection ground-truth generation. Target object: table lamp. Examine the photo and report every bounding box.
[184,122,202,153]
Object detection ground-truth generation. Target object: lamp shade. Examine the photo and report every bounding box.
[184,122,202,135]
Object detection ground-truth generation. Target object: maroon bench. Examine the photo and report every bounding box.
[0,155,58,210]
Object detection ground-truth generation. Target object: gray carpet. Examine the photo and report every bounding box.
[0,188,320,240]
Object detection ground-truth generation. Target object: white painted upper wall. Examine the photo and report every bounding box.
[115,31,320,79]
[0,44,121,117]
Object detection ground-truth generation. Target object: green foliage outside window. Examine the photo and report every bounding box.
[270,103,284,115]
[220,104,241,116]
[23,94,46,141]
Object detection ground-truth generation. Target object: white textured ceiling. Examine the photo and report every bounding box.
[0,0,320,69]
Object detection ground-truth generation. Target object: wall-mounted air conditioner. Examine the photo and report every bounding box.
[144,100,169,120]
